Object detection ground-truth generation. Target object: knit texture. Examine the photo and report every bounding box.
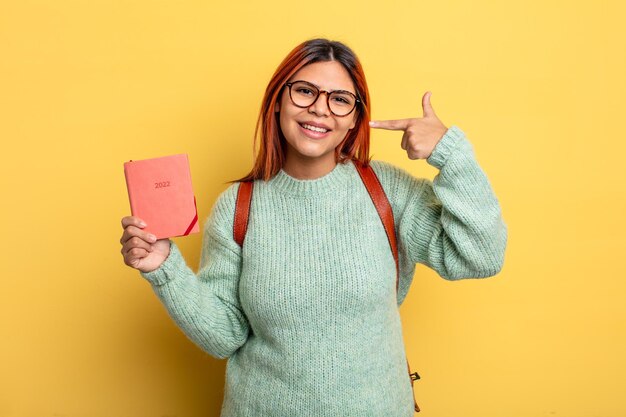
[140,125,508,417]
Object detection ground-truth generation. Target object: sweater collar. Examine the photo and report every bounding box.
[268,160,354,197]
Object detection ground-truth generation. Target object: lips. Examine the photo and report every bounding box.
[299,122,332,133]
[297,122,331,139]
[301,124,328,133]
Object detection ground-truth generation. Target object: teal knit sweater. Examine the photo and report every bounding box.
[140,125,508,417]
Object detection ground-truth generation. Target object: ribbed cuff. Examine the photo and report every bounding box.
[140,239,183,286]
[426,125,465,169]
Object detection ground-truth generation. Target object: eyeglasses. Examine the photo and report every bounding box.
[284,80,360,117]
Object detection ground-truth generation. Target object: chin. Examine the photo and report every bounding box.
[296,148,329,159]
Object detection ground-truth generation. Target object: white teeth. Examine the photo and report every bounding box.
[302,123,328,133]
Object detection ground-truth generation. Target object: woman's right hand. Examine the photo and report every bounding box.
[120,216,171,273]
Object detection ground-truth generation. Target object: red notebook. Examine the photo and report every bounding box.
[123,153,200,239]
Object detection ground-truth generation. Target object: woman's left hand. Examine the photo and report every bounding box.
[369,91,448,160]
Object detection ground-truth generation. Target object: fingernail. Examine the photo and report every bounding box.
[139,221,147,227]
[148,234,157,242]
[369,121,376,126]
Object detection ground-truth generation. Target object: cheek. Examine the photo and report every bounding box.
[340,116,357,133]
[349,113,358,130]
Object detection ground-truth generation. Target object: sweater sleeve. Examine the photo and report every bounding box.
[371,125,508,304]
[139,183,250,359]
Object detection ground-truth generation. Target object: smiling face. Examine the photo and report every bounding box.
[276,60,359,177]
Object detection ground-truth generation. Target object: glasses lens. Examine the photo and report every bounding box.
[328,91,356,116]
[288,81,358,116]
[290,81,318,107]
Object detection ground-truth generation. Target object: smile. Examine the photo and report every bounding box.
[300,123,330,133]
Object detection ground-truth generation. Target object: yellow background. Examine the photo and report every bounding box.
[2,0,625,416]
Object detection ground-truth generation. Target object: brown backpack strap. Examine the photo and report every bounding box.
[234,180,253,247]
[353,161,400,292]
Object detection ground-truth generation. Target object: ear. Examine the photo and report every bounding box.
[275,89,285,113]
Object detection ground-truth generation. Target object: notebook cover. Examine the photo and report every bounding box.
[123,153,200,239]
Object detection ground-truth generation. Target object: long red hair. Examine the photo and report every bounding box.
[230,39,372,183]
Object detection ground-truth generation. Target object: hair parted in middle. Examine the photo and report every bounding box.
[232,38,372,183]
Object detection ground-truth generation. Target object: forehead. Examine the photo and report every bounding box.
[290,61,355,92]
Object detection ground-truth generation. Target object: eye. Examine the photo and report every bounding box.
[291,81,318,97]
[330,93,354,106]
[295,87,314,96]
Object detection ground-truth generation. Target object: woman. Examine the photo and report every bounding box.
[119,38,507,417]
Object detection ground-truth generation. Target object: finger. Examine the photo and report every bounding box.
[122,235,154,256]
[422,91,437,118]
[122,242,151,258]
[121,216,147,229]
[369,119,411,131]
[124,247,150,267]
[120,224,157,246]
[401,130,410,150]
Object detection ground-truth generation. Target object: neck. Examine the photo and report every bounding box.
[282,153,337,180]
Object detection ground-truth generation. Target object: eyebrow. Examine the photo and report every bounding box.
[292,79,356,95]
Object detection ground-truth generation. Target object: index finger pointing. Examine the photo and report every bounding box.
[369,119,411,131]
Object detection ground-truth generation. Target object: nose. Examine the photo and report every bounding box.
[308,91,331,117]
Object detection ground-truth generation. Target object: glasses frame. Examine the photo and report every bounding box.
[284,80,361,117]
